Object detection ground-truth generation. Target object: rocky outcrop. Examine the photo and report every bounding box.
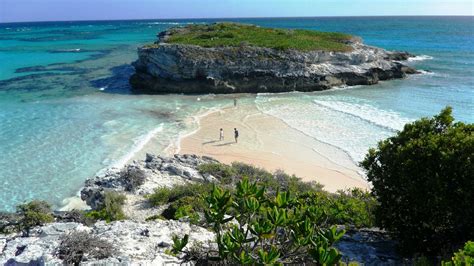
[81,154,218,210]
[130,28,417,94]
[0,220,214,265]
[1,154,404,265]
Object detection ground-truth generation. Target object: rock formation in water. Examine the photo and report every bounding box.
[130,24,417,94]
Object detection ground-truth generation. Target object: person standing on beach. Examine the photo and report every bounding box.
[234,98,237,107]
[234,128,239,143]
[220,128,224,141]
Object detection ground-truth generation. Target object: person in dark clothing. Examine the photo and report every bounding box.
[234,128,239,143]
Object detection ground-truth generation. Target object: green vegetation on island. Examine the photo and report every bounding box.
[161,23,353,52]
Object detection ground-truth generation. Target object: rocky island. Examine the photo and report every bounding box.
[130,23,417,93]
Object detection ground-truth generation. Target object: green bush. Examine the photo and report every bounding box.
[147,183,211,225]
[300,189,376,228]
[17,200,54,236]
[361,107,474,255]
[197,163,236,184]
[86,191,126,222]
[273,169,324,193]
[147,182,212,207]
[158,163,373,228]
[442,241,474,266]
[161,196,203,225]
[174,178,346,264]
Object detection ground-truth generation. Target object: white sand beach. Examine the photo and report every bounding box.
[177,104,369,192]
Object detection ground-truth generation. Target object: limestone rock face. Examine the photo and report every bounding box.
[80,154,218,210]
[130,32,417,93]
[0,220,214,265]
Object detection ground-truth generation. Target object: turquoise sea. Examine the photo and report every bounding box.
[0,17,473,212]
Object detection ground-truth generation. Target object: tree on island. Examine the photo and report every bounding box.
[361,107,474,256]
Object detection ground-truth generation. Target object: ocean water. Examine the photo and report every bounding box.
[0,17,473,212]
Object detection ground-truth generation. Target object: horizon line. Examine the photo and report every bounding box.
[1,14,472,24]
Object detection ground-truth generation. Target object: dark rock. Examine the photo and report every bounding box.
[157,241,170,248]
[120,165,146,192]
[15,245,26,256]
[336,228,400,265]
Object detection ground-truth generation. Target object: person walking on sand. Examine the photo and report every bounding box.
[234,128,239,143]
[219,128,224,141]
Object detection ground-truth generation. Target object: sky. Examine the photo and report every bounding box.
[0,0,472,23]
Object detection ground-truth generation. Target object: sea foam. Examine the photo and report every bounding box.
[408,55,434,61]
[110,123,164,169]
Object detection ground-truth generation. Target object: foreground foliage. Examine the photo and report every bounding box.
[442,241,474,266]
[361,107,474,255]
[175,178,345,264]
[85,191,126,222]
[162,23,353,52]
[149,162,375,228]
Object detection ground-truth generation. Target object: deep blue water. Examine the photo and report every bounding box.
[0,17,473,212]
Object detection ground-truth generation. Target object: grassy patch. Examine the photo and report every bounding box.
[163,23,353,52]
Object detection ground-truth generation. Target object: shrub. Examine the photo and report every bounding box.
[332,189,376,227]
[147,182,212,207]
[301,189,376,228]
[361,107,474,255]
[160,196,204,225]
[197,163,236,184]
[273,169,324,193]
[16,200,54,236]
[57,230,115,265]
[157,163,372,228]
[442,241,474,266]
[231,162,324,194]
[85,191,126,222]
[174,178,346,264]
[147,183,211,225]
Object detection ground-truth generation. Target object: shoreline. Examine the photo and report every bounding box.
[178,102,369,192]
[57,105,228,212]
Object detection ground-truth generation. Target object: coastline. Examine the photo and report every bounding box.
[58,105,227,211]
[178,102,369,192]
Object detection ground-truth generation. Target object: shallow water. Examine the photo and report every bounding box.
[0,17,473,211]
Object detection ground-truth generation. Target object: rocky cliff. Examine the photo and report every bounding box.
[1,154,401,265]
[130,25,417,94]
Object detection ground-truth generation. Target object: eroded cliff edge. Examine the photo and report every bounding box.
[130,23,417,94]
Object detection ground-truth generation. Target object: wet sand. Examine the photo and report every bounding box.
[178,104,369,192]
